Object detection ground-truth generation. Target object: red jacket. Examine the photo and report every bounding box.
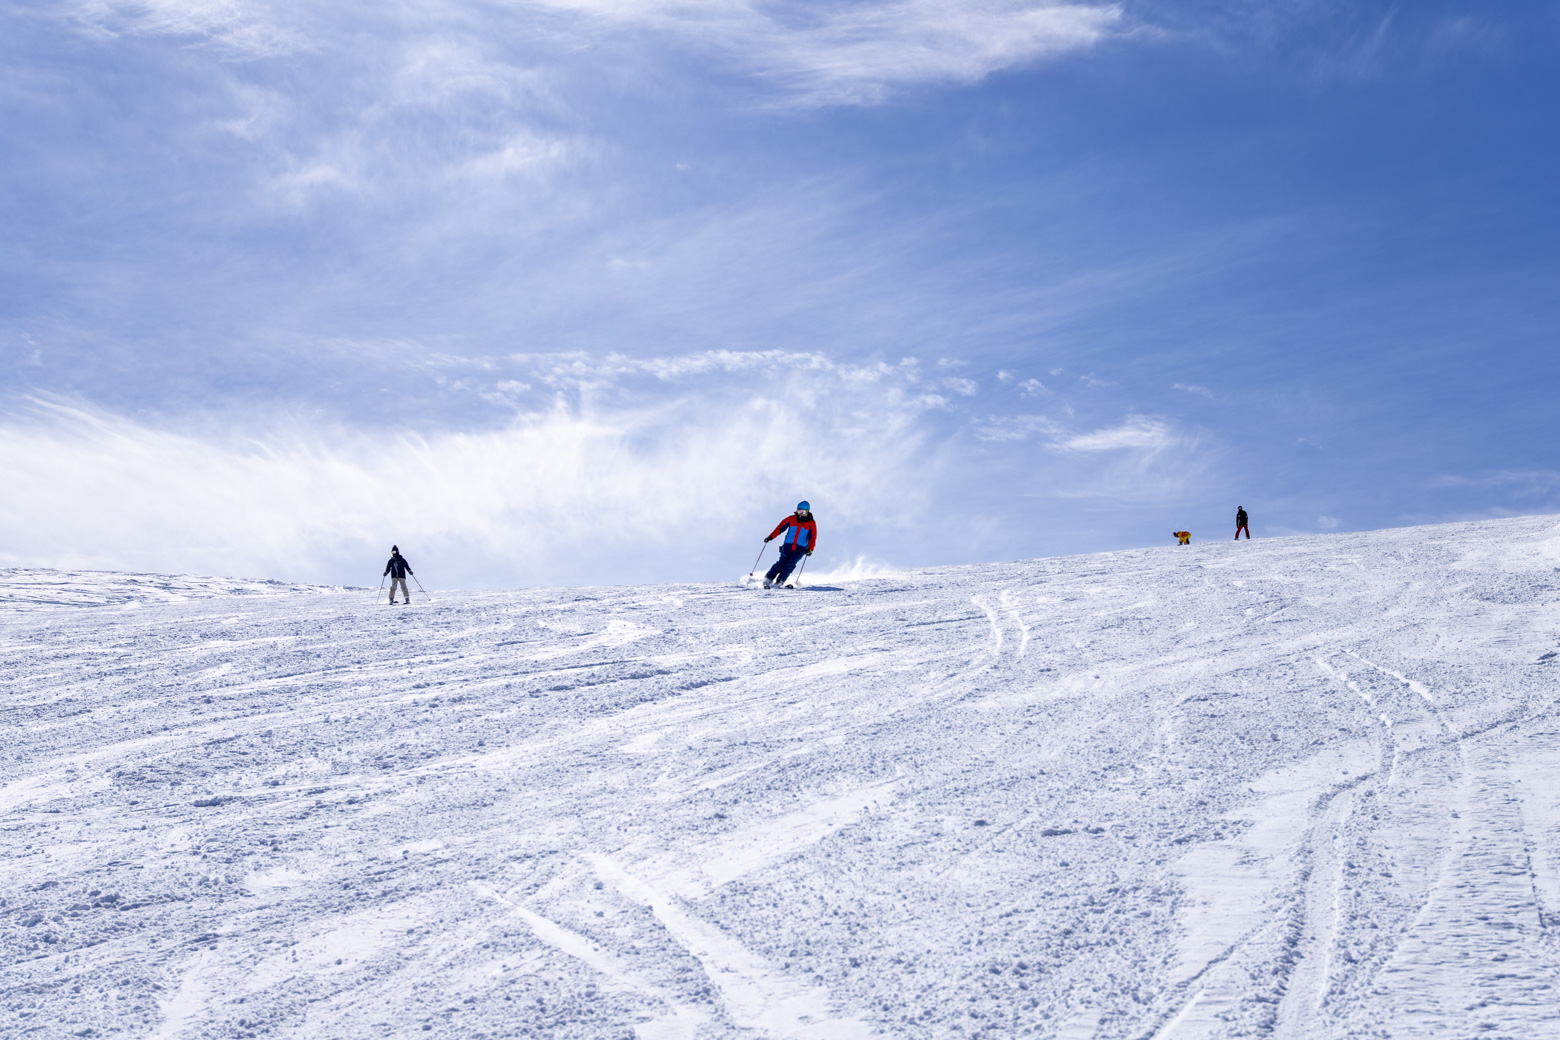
[768,514,817,553]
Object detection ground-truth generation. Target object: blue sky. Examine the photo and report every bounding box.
[2,0,1557,588]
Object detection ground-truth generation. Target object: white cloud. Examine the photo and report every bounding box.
[1057,416,1172,453]
[0,364,944,587]
[969,411,1213,508]
[1171,382,1211,397]
[482,0,1128,105]
[254,35,581,207]
[972,414,1186,454]
[745,0,1124,105]
[456,131,574,182]
[64,0,308,57]
[56,4,583,211]
[972,413,1061,442]
[65,0,1122,107]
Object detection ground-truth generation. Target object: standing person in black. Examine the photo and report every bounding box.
[1235,507,1250,540]
[384,546,415,604]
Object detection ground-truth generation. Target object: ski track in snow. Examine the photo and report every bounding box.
[5,515,1560,1038]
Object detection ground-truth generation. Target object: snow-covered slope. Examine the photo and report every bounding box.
[5,516,1560,1040]
[0,568,353,610]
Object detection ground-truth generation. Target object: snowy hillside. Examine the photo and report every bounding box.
[5,516,1560,1040]
[0,568,352,610]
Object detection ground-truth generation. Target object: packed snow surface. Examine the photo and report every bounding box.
[5,516,1560,1040]
[0,569,348,610]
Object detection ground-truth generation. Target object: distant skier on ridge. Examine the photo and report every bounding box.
[762,502,816,589]
[384,545,415,604]
[1235,507,1250,540]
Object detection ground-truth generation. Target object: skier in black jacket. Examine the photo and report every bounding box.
[1235,507,1250,540]
[384,546,415,604]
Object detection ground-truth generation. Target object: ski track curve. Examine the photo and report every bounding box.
[5,515,1560,1038]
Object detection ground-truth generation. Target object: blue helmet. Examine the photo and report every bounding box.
[796,501,811,511]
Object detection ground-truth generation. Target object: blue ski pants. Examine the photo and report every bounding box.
[765,545,807,585]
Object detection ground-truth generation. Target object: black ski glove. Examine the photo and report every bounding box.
[764,536,773,543]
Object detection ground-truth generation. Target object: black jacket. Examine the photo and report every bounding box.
[384,555,413,579]
[1236,509,1248,526]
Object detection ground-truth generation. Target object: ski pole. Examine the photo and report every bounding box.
[412,575,432,602]
[376,575,385,604]
[748,543,768,581]
[792,555,808,588]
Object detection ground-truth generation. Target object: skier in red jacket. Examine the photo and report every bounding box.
[763,502,816,589]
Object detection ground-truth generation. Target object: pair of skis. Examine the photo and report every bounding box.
[745,545,807,590]
[375,574,433,604]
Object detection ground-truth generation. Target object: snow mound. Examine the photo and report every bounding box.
[6,514,1560,1039]
[0,567,355,610]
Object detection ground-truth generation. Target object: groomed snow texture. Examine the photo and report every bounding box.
[6,516,1560,1039]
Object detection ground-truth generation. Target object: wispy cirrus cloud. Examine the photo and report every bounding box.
[1056,415,1175,452]
[972,414,1063,442]
[972,412,1187,454]
[965,410,1213,514]
[63,0,309,56]
[61,0,1125,106]
[728,0,1125,105]
[254,36,584,208]
[46,3,583,215]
